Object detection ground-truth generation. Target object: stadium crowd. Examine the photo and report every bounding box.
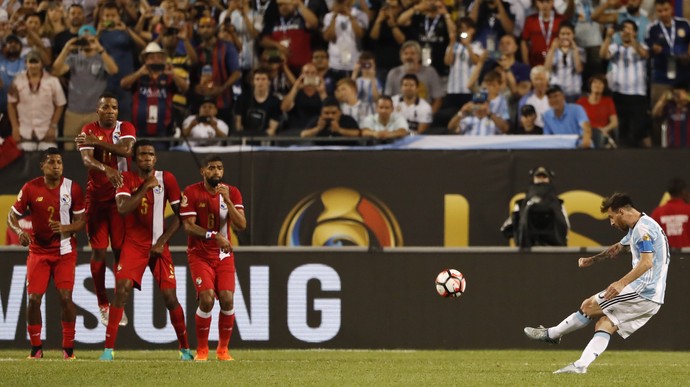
[1,0,690,149]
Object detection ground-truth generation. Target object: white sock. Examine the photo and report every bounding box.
[574,331,611,368]
[548,311,591,339]
[221,308,234,316]
[196,308,212,319]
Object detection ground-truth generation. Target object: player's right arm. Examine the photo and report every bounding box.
[181,215,232,251]
[579,243,628,267]
[79,148,124,188]
[7,210,30,246]
[115,174,159,215]
[76,133,135,159]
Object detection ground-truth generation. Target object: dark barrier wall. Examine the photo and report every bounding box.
[1,248,688,350]
[1,149,689,247]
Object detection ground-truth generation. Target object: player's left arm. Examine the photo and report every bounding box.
[603,252,653,300]
[151,203,181,257]
[51,212,86,234]
[217,185,246,231]
[579,243,628,267]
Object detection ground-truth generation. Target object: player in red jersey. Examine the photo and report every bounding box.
[99,140,193,361]
[652,178,690,248]
[75,92,136,327]
[180,155,246,361]
[7,148,85,360]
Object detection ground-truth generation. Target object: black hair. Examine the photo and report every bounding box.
[620,19,638,32]
[132,139,154,159]
[322,96,341,109]
[203,155,223,167]
[99,92,118,101]
[601,193,634,213]
[401,73,419,86]
[667,178,687,197]
[40,147,61,164]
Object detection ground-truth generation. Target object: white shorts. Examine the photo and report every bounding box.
[595,285,662,339]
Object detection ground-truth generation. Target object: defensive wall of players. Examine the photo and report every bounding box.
[0,247,688,350]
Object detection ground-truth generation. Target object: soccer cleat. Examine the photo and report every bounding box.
[27,347,43,359]
[99,348,114,361]
[194,348,209,361]
[553,363,587,374]
[179,348,194,361]
[63,349,76,360]
[99,304,109,327]
[119,311,129,327]
[523,325,561,344]
[216,349,234,361]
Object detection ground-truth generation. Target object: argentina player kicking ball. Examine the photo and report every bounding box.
[524,193,670,374]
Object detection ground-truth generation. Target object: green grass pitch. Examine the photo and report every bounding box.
[0,349,688,386]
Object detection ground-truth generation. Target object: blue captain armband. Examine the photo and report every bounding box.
[636,238,653,253]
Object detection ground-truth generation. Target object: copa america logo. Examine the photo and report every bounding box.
[278,187,403,247]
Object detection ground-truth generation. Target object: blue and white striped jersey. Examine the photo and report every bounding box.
[447,42,484,94]
[607,43,647,96]
[550,48,583,97]
[619,214,670,304]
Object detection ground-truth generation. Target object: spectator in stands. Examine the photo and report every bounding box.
[160,26,198,129]
[369,0,405,80]
[300,96,361,138]
[397,0,455,77]
[234,68,282,136]
[41,1,66,40]
[543,85,592,148]
[181,97,229,146]
[281,62,327,131]
[121,42,189,147]
[335,78,370,126]
[481,69,511,133]
[53,4,84,58]
[567,0,602,83]
[98,2,147,123]
[448,89,503,135]
[652,82,690,148]
[323,0,369,78]
[0,9,8,42]
[393,73,433,133]
[478,34,530,99]
[194,16,241,129]
[600,20,650,148]
[651,178,690,249]
[385,40,444,113]
[260,49,295,99]
[592,0,649,44]
[361,95,410,139]
[445,17,483,111]
[0,35,24,115]
[514,104,543,134]
[52,26,118,151]
[521,0,563,67]
[219,0,262,84]
[66,0,98,25]
[260,0,318,75]
[8,51,66,151]
[519,65,550,127]
[468,0,523,53]
[576,75,618,148]
[544,22,582,101]
[647,0,690,145]
[351,51,381,112]
[312,49,338,96]
[17,12,51,63]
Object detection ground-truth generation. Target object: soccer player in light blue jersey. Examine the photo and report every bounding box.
[524,192,670,374]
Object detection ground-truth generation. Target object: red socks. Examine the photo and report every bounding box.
[169,304,189,349]
[61,321,75,349]
[90,260,108,306]
[27,324,42,347]
[218,311,235,350]
[195,309,212,351]
[104,306,123,349]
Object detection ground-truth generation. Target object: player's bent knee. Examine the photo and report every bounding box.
[161,290,180,310]
[27,293,43,306]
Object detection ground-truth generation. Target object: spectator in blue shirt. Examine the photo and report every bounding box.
[543,85,592,148]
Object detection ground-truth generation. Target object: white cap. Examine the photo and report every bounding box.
[141,42,164,56]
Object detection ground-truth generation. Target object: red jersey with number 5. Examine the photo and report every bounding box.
[180,182,243,258]
[78,120,136,202]
[115,170,181,248]
[11,177,85,255]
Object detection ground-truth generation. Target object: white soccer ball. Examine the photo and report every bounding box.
[435,269,467,298]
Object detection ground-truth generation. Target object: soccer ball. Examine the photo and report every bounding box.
[435,269,467,298]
